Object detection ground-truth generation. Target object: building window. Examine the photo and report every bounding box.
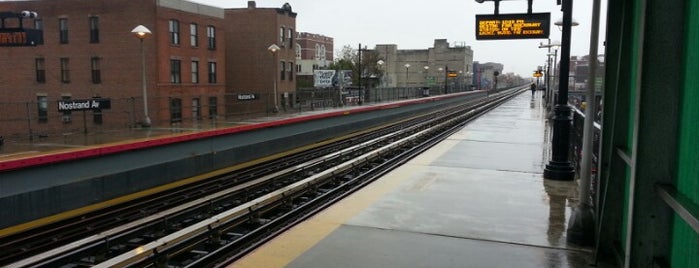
[192,98,200,120]
[61,95,72,123]
[296,64,301,73]
[170,98,182,123]
[295,44,301,59]
[206,25,216,50]
[315,44,320,60]
[280,61,285,80]
[208,96,217,119]
[288,62,293,81]
[170,60,181,83]
[37,95,48,123]
[191,61,199,84]
[288,28,293,48]
[91,57,101,84]
[35,58,45,83]
[169,19,180,45]
[34,19,43,30]
[59,18,68,44]
[208,62,217,83]
[60,58,70,83]
[279,27,285,46]
[190,23,198,47]
[89,16,99,43]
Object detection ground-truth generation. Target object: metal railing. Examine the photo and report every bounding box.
[571,107,602,206]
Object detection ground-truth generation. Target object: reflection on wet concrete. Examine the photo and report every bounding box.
[236,92,598,268]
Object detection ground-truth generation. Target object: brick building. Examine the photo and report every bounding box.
[224,1,297,114]
[294,32,333,88]
[0,0,226,138]
[295,32,333,75]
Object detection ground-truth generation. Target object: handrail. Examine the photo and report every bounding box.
[656,184,699,234]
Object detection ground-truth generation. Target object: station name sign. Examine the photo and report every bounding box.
[237,94,259,101]
[0,28,43,46]
[475,13,550,40]
[57,98,111,111]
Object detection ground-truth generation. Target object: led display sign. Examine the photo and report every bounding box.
[476,13,550,40]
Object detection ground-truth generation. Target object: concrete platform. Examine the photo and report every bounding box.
[231,91,595,268]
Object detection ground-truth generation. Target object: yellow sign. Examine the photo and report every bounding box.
[476,13,550,40]
[533,72,543,77]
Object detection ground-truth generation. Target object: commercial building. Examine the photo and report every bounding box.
[373,39,474,92]
[0,0,227,138]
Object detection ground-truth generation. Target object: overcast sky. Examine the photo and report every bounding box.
[197,0,607,77]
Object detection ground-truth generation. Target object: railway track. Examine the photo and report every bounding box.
[2,87,525,267]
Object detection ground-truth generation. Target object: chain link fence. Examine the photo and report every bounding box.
[0,86,474,146]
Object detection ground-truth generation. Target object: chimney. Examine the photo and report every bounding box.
[248,1,256,8]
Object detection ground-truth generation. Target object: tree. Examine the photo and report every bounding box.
[329,45,356,71]
[329,45,384,88]
[360,50,384,88]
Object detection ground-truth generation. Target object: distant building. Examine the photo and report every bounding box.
[372,39,474,92]
[474,62,504,90]
[0,0,227,137]
[295,32,333,88]
[295,32,333,75]
[569,55,605,93]
[224,1,297,114]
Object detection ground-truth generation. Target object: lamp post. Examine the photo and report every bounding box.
[268,44,280,113]
[438,67,443,93]
[544,0,575,181]
[444,66,449,94]
[539,40,561,110]
[466,71,473,90]
[131,25,152,127]
[423,65,430,87]
[404,63,410,87]
[377,60,384,88]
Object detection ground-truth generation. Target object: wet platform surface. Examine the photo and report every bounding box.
[232,91,595,268]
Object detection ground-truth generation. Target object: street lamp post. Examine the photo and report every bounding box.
[549,49,559,110]
[268,44,280,113]
[443,66,449,94]
[466,71,473,90]
[544,0,575,181]
[377,60,384,88]
[438,67,444,93]
[423,65,429,87]
[131,25,152,127]
[404,63,410,88]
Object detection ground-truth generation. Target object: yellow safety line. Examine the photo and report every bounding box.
[230,132,461,268]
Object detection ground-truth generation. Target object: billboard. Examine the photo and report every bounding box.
[313,70,336,88]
